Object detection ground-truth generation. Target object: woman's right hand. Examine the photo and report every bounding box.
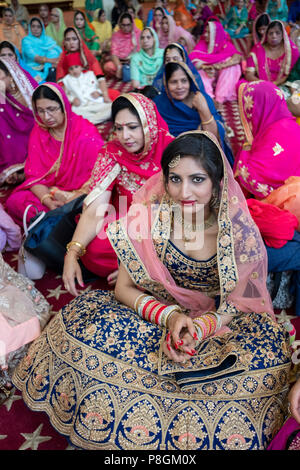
[62,250,84,296]
[164,311,198,362]
[44,198,65,211]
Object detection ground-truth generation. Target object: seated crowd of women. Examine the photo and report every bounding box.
[1,0,300,452]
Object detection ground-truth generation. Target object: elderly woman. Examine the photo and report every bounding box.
[0,57,37,186]
[104,12,141,81]
[6,83,104,226]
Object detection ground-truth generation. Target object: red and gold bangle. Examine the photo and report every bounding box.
[135,294,182,328]
[192,312,222,346]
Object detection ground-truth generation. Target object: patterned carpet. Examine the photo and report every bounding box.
[0,83,299,450]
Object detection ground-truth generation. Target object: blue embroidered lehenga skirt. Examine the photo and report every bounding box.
[13,241,291,450]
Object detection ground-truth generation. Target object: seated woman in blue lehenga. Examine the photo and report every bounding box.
[21,17,62,83]
[153,60,234,166]
[13,131,291,450]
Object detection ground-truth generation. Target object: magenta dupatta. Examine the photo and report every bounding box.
[189,18,241,65]
[247,21,299,82]
[14,82,104,192]
[87,92,174,211]
[234,81,300,199]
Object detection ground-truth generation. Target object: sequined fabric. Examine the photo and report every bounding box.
[13,248,291,450]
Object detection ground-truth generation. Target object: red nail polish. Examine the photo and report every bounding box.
[186,350,195,356]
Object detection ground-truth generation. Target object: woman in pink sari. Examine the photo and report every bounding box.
[0,57,37,186]
[245,20,299,85]
[62,92,174,295]
[234,80,300,199]
[6,82,104,226]
[158,15,195,53]
[189,18,242,103]
[103,12,141,80]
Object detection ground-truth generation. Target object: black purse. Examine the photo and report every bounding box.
[23,195,97,282]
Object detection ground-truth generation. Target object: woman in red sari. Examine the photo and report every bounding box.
[56,27,119,102]
[62,92,174,295]
[6,82,104,225]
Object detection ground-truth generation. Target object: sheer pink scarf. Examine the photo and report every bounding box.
[18,82,104,191]
[189,19,241,65]
[248,21,299,81]
[108,131,275,320]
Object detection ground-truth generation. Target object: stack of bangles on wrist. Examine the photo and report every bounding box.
[192,312,222,346]
[134,293,182,328]
[66,241,86,257]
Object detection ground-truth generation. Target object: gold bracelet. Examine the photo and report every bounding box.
[202,115,214,126]
[66,241,86,257]
[40,193,52,205]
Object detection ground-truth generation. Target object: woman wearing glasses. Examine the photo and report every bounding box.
[6,82,104,226]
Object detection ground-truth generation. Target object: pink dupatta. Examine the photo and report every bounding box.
[247,20,299,82]
[234,80,300,199]
[189,18,241,66]
[15,82,104,192]
[110,15,141,60]
[108,130,275,321]
[158,15,195,53]
[86,92,174,210]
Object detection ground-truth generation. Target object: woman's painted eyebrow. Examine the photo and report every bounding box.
[169,172,207,177]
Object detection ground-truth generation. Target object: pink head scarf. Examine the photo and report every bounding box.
[189,18,241,65]
[158,15,195,53]
[234,80,300,198]
[107,130,275,320]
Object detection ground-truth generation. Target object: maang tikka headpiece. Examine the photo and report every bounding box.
[168,154,180,168]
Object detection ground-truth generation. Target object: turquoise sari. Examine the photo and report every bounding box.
[21,17,62,83]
